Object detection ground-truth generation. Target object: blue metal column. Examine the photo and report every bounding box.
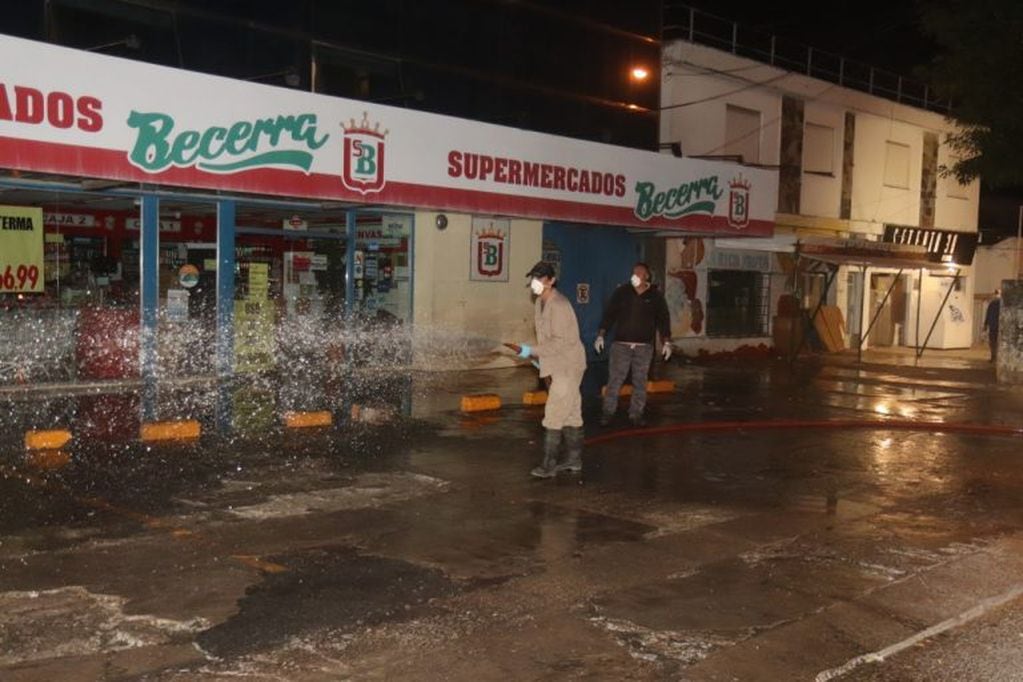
[336,208,359,427]
[216,200,236,376]
[139,194,159,421]
[345,208,357,316]
[215,200,236,434]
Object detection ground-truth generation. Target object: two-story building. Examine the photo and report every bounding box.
[659,15,981,358]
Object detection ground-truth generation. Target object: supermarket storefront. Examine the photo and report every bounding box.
[0,33,778,388]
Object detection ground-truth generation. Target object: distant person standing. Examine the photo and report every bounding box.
[984,289,1002,362]
[515,261,587,479]
[595,262,672,427]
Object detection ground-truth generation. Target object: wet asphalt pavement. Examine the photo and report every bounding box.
[2,349,1023,680]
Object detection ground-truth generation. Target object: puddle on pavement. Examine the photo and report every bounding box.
[526,501,655,545]
[0,413,434,541]
[196,546,458,659]
[360,498,655,585]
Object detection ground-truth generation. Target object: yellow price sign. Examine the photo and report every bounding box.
[0,205,44,293]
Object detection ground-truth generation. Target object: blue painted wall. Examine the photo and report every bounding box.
[542,222,642,364]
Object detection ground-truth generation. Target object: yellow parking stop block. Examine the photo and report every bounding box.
[460,394,502,412]
[282,411,333,428]
[601,380,675,396]
[522,390,548,406]
[647,379,676,393]
[140,420,201,442]
[24,430,72,451]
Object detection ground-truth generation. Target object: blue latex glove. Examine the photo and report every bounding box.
[517,344,533,358]
[531,360,540,369]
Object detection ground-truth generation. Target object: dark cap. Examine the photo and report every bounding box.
[525,261,556,279]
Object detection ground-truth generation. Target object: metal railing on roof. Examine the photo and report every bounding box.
[662,3,951,114]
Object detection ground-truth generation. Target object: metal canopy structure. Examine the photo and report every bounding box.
[795,239,965,363]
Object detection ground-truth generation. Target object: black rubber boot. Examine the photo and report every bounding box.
[531,429,561,479]
[557,426,583,473]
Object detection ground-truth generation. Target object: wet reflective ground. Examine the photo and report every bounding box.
[2,354,1023,680]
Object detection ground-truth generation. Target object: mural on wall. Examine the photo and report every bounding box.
[665,237,706,336]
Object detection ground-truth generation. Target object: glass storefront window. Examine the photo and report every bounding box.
[1,183,414,388]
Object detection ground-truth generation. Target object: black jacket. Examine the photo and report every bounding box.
[599,283,671,344]
[985,298,1001,333]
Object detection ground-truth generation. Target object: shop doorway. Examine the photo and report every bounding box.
[846,270,864,347]
[868,273,908,347]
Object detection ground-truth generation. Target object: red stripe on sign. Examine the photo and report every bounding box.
[0,136,773,235]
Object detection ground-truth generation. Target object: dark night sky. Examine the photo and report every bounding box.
[675,0,935,76]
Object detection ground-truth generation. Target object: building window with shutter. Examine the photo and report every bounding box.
[803,122,835,175]
[883,141,911,189]
[724,104,762,165]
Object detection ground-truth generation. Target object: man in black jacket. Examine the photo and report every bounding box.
[595,262,672,427]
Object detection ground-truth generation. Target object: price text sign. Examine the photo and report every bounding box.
[0,205,43,293]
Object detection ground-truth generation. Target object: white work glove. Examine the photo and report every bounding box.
[594,335,605,354]
[661,341,672,361]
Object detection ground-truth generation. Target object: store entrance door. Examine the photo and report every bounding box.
[846,269,864,347]
[869,273,907,347]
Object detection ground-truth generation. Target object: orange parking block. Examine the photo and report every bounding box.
[24,429,72,451]
[647,379,676,393]
[601,380,676,397]
[140,420,201,442]
[522,390,548,406]
[282,411,333,428]
[460,393,502,412]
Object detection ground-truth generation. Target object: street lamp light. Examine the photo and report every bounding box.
[630,66,650,82]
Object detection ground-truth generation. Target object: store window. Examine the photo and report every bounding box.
[706,270,771,337]
[1,183,414,386]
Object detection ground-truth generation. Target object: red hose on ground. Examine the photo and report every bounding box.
[584,419,1023,446]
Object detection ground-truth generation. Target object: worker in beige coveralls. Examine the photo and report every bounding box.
[514,261,587,479]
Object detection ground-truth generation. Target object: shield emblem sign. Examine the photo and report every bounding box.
[477,236,504,277]
[470,219,511,282]
[342,130,386,195]
[728,177,751,229]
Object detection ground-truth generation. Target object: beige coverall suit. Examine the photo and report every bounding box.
[533,289,586,430]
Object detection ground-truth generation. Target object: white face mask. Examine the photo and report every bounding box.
[630,274,643,288]
[530,278,546,296]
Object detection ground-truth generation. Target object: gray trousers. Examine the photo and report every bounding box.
[602,342,654,419]
[543,368,585,430]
